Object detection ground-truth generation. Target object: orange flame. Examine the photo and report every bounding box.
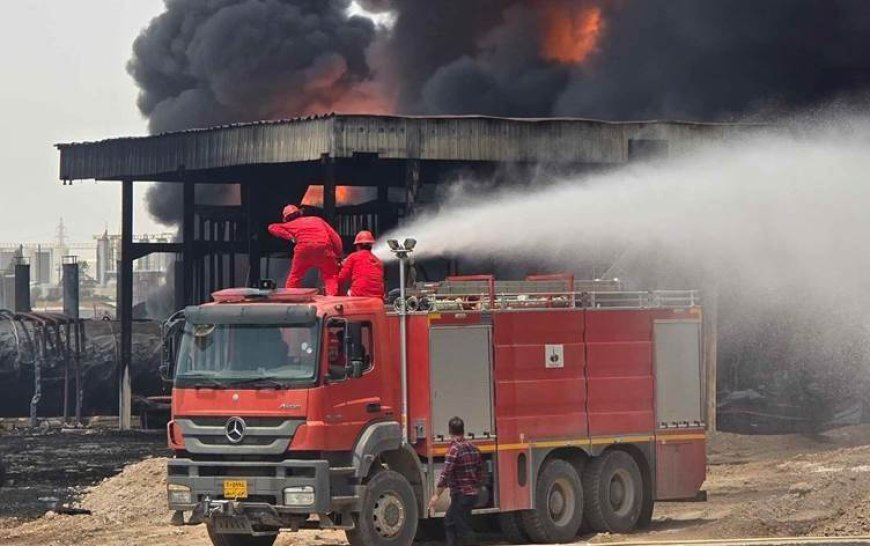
[301,185,374,208]
[540,3,604,65]
[301,86,397,117]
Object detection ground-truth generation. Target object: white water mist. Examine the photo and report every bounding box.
[380,117,870,300]
[378,116,870,429]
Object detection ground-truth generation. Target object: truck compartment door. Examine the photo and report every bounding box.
[653,320,703,427]
[429,326,494,440]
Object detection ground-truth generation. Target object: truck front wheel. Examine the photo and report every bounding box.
[346,469,419,546]
[206,525,276,546]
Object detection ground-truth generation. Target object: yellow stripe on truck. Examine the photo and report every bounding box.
[655,433,707,443]
[429,432,705,455]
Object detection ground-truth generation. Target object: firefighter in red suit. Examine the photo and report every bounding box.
[338,230,384,298]
[268,204,343,295]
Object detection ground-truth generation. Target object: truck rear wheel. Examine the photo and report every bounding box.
[206,525,276,546]
[583,450,643,533]
[346,469,418,546]
[637,485,655,529]
[520,459,584,543]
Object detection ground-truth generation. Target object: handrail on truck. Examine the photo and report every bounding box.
[445,275,496,309]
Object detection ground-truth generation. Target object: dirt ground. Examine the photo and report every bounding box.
[0,427,167,520]
[5,426,870,545]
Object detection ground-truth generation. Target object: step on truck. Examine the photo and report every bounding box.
[163,271,707,546]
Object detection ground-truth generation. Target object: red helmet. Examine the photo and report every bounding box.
[282,204,301,221]
[354,230,376,245]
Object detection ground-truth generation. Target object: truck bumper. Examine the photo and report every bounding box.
[167,457,359,523]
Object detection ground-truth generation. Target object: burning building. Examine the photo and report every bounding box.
[57,113,752,310]
[55,113,754,426]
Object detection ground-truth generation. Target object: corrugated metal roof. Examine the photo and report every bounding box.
[56,114,757,182]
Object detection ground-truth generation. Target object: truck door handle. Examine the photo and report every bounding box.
[366,403,382,413]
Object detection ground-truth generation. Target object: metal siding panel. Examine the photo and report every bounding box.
[475,119,486,160]
[493,310,587,511]
[493,311,587,442]
[585,310,655,435]
[333,118,345,158]
[259,125,270,164]
[56,117,754,180]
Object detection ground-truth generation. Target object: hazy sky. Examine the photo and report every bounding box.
[0,1,385,245]
[0,0,172,243]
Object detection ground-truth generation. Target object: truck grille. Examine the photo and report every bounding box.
[175,417,305,456]
[188,416,287,428]
[192,465,316,478]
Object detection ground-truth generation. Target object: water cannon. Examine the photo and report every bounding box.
[387,238,416,259]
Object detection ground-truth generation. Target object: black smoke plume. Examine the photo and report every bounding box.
[131,0,870,130]
[129,0,377,135]
[386,0,870,119]
[130,0,870,223]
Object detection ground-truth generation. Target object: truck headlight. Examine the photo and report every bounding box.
[283,486,315,506]
[168,484,192,505]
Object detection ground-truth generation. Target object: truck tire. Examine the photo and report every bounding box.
[498,511,530,544]
[346,469,418,546]
[636,485,655,529]
[520,459,584,543]
[583,450,643,533]
[206,525,276,546]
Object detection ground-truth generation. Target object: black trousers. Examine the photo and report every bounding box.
[445,493,477,546]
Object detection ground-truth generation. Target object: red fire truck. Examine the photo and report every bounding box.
[163,273,707,546]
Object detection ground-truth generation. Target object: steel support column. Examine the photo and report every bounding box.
[322,153,336,223]
[244,182,261,286]
[119,179,134,431]
[75,319,83,424]
[404,159,421,219]
[62,256,80,425]
[704,286,718,432]
[182,181,195,306]
[62,257,80,318]
[14,259,31,313]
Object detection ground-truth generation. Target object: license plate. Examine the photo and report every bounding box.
[223,480,248,499]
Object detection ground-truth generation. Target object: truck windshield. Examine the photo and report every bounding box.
[174,323,319,388]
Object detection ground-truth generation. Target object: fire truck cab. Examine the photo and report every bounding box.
[163,275,707,546]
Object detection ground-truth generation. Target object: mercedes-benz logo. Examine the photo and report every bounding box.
[225,416,247,444]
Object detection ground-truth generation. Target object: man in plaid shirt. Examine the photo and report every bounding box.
[428,417,483,546]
